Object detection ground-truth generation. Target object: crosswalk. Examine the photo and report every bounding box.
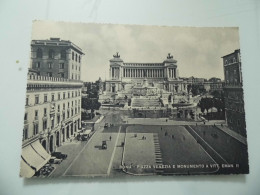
[153,134,164,174]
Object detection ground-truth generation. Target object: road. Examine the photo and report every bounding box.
[51,109,126,177]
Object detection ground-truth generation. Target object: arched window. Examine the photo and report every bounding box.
[61,50,66,59]
[36,48,43,58]
[49,49,55,59]
[76,54,78,62]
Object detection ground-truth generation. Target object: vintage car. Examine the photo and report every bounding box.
[51,152,67,160]
[49,157,62,164]
[102,141,107,149]
[104,123,109,128]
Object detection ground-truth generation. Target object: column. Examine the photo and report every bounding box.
[174,69,176,78]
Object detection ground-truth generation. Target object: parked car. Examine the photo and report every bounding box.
[102,141,107,149]
[49,157,62,164]
[104,123,109,128]
[51,152,67,160]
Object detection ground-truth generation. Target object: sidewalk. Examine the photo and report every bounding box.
[125,118,225,126]
[215,125,247,145]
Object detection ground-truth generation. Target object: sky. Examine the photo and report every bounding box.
[32,21,240,82]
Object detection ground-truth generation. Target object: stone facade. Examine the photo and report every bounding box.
[23,73,83,152]
[102,53,189,99]
[222,49,246,137]
[30,38,84,80]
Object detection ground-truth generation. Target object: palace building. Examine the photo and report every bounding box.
[100,53,190,104]
[99,53,196,120]
[222,49,246,137]
[20,38,84,178]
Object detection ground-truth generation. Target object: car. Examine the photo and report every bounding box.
[102,141,107,149]
[49,157,62,164]
[51,152,67,160]
[104,123,109,128]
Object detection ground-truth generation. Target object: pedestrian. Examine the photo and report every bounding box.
[161,127,162,131]
[110,136,112,141]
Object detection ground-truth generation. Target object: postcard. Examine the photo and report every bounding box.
[20,21,249,178]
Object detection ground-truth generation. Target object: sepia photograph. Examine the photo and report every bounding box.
[20,21,249,178]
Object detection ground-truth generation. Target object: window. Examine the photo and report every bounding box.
[71,109,74,116]
[76,65,77,70]
[23,128,28,140]
[43,120,47,130]
[49,49,54,59]
[51,94,55,101]
[72,92,74,97]
[57,105,60,112]
[57,115,60,124]
[48,62,53,69]
[44,95,47,102]
[35,62,40,68]
[68,102,70,108]
[63,92,66,99]
[67,110,70,118]
[68,92,70,98]
[35,110,38,120]
[36,48,43,58]
[72,64,74,69]
[51,118,54,129]
[25,97,29,106]
[47,72,52,77]
[75,91,77,97]
[61,50,66,59]
[24,113,28,121]
[72,52,74,60]
[44,108,47,116]
[58,93,61,100]
[62,113,65,120]
[35,95,39,104]
[79,66,80,71]
[72,74,74,80]
[75,54,78,62]
[72,101,74,107]
[33,123,38,135]
[79,56,81,63]
[59,63,64,69]
[63,103,65,110]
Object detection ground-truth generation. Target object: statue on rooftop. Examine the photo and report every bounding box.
[167,53,173,59]
[113,52,120,58]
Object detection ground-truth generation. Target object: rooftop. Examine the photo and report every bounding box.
[31,37,84,55]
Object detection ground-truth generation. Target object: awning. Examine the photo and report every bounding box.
[21,144,47,171]
[31,140,51,161]
[20,158,35,178]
